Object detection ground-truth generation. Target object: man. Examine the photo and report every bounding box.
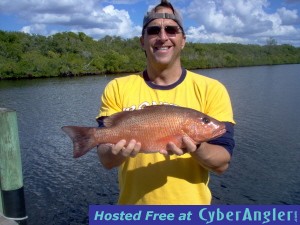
[96,0,235,204]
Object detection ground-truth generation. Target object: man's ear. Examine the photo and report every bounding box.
[181,35,186,49]
[140,36,145,49]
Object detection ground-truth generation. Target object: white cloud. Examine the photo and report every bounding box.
[70,5,141,38]
[30,14,71,24]
[184,0,300,45]
[0,0,299,45]
[21,24,48,35]
[1,0,141,38]
[185,0,272,35]
[104,0,141,4]
[0,0,93,14]
[186,26,251,44]
[277,7,298,25]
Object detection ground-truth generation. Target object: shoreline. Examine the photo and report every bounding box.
[1,63,299,81]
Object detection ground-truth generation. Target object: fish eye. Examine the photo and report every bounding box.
[202,117,210,124]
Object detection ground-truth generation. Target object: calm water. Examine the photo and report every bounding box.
[0,64,299,225]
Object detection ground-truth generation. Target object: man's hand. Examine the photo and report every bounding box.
[111,139,141,157]
[97,139,141,169]
[159,136,198,156]
[159,136,231,174]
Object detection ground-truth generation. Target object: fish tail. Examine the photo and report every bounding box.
[61,126,97,158]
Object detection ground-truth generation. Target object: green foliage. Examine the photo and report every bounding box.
[0,30,299,79]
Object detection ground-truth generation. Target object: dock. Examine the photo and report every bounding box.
[0,108,27,225]
[0,215,18,225]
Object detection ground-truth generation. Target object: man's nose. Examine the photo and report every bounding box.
[158,28,169,41]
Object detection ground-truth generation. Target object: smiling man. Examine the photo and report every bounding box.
[96,0,235,205]
[140,3,186,85]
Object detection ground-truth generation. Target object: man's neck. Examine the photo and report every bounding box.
[146,63,183,86]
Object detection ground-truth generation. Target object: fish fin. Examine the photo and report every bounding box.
[103,105,174,127]
[102,116,116,127]
[103,111,133,127]
[61,126,97,158]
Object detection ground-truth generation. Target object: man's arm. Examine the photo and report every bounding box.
[98,137,231,173]
[161,138,231,174]
[160,122,235,174]
[190,142,231,174]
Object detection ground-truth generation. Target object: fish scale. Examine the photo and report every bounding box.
[62,105,226,158]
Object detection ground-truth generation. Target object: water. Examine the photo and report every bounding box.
[197,65,300,205]
[0,64,299,224]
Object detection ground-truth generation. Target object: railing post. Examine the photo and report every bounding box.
[0,108,27,225]
[0,181,3,213]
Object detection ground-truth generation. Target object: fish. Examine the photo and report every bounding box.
[62,105,226,158]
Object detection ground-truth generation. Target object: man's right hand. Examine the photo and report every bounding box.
[97,139,141,169]
[111,139,141,157]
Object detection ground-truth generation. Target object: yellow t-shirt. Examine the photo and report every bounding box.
[97,69,234,204]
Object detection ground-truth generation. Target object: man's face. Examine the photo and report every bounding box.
[140,7,186,67]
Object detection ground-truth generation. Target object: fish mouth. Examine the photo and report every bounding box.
[213,128,227,138]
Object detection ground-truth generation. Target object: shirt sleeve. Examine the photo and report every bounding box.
[208,122,235,156]
[206,81,235,124]
[204,80,235,155]
[96,79,122,119]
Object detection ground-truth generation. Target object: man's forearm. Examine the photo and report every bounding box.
[191,142,231,174]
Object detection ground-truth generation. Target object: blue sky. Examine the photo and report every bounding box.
[0,0,300,46]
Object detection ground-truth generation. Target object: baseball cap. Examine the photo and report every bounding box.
[142,0,184,35]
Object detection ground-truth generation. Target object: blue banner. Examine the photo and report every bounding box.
[89,205,299,225]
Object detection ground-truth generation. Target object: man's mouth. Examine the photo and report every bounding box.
[155,46,171,51]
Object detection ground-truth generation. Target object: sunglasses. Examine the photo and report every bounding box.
[145,26,182,36]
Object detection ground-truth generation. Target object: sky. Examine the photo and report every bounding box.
[0,0,300,46]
